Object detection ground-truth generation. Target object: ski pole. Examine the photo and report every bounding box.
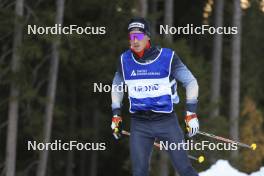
[189,129,257,150]
[121,130,205,163]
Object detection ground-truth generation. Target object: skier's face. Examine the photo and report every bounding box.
[129,30,150,52]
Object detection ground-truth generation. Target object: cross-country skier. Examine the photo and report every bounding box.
[111,17,199,176]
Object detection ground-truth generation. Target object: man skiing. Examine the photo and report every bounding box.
[111,17,199,176]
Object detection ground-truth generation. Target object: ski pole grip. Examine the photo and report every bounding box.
[114,128,119,133]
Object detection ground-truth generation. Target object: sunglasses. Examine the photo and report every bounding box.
[129,33,145,41]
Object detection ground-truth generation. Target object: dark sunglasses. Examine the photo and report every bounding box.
[129,33,145,41]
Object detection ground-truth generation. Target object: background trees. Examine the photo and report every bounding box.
[0,0,264,175]
[5,0,24,176]
[229,0,242,159]
[36,0,65,176]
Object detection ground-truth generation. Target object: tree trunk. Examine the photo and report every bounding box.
[150,0,157,36]
[90,103,100,176]
[80,104,88,176]
[5,0,24,176]
[66,82,76,176]
[159,1,174,175]
[229,0,242,159]
[36,0,64,176]
[164,0,173,42]
[137,0,148,17]
[210,0,224,119]
[80,148,87,176]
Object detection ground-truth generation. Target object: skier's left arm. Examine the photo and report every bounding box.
[171,52,199,137]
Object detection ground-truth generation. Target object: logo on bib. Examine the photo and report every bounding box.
[131,70,137,76]
[130,69,160,76]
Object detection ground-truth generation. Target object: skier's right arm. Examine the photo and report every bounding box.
[111,58,124,116]
[111,58,124,139]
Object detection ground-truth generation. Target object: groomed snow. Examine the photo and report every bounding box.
[199,160,264,176]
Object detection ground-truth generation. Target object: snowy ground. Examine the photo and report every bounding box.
[199,160,264,176]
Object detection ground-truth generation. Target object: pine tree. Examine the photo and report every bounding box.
[240,97,264,172]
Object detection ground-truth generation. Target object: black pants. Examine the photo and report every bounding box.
[130,112,198,176]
